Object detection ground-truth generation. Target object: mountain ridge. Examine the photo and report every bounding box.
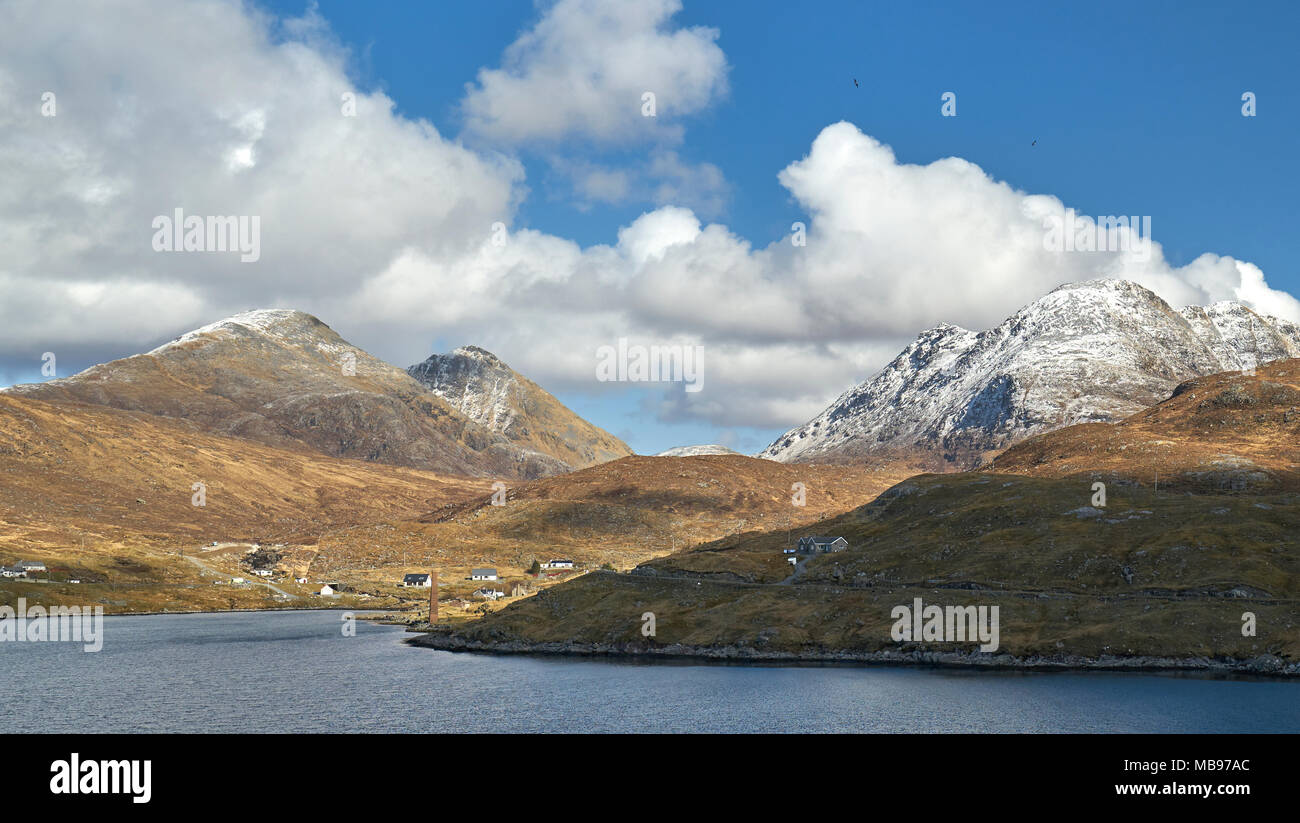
[2,310,587,479]
[761,279,1300,468]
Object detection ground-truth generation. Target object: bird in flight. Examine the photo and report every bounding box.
[853,78,859,87]
[1031,139,1037,146]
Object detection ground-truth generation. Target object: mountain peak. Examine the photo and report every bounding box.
[762,280,1300,468]
[407,346,632,470]
[450,345,504,364]
[148,308,328,355]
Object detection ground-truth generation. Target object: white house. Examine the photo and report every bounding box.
[797,536,849,554]
[470,568,498,581]
[402,573,432,588]
[319,583,340,596]
[0,566,25,578]
[253,569,273,578]
[474,588,505,600]
[16,560,46,573]
[541,559,574,570]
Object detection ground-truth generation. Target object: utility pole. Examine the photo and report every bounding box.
[428,568,438,624]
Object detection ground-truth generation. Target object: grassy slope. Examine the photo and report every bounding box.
[428,363,1300,668]
[0,394,481,612]
[311,455,917,616]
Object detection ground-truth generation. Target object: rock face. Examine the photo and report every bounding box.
[655,444,741,457]
[3,310,566,479]
[760,279,1300,469]
[407,346,632,471]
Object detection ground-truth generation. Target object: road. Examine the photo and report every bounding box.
[183,552,299,601]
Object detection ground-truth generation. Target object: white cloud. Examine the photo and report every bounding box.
[0,1,1295,434]
[461,0,727,145]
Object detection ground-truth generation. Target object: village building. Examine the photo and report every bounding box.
[541,559,574,570]
[319,583,341,596]
[796,536,849,554]
[402,573,432,588]
[470,568,498,581]
[15,560,46,573]
[474,588,505,600]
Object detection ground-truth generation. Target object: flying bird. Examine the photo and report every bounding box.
[1031,139,1037,146]
[853,78,859,87]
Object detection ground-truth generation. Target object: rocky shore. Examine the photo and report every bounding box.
[406,629,1300,677]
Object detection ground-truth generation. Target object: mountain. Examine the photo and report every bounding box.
[2,310,565,479]
[407,345,631,470]
[655,444,741,457]
[760,279,1300,469]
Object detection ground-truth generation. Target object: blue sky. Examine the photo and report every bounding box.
[262,0,1300,277]
[4,0,1299,455]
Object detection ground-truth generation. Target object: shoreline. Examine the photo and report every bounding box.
[406,632,1300,679]
[0,604,400,619]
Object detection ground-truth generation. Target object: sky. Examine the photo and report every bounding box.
[1,0,1298,454]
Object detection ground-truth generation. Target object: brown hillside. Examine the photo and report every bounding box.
[989,358,1300,492]
[309,454,918,585]
[0,393,480,561]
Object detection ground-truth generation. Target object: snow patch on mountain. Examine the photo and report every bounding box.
[656,444,741,457]
[407,346,523,436]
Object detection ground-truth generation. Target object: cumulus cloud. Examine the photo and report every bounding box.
[0,0,1296,435]
[460,0,727,145]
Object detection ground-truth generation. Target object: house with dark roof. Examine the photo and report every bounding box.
[796,536,848,554]
[402,573,432,588]
[16,560,46,573]
[470,568,498,581]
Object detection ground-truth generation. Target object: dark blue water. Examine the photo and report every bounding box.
[2,610,1296,733]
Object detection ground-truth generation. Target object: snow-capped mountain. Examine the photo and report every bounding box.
[655,444,741,457]
[760,279,1300,468]
[4,310,571,479]
[407,346,632,471]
